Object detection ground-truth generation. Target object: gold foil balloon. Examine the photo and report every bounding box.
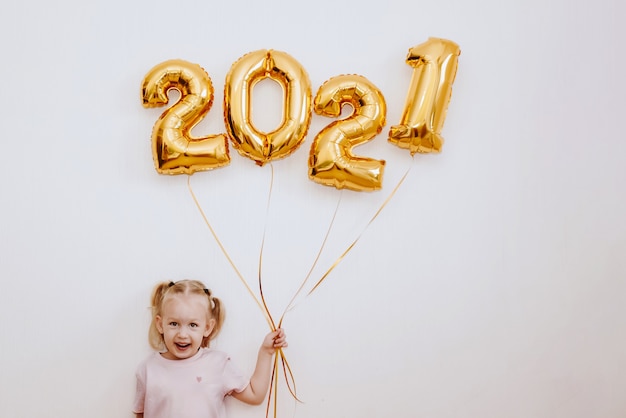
[141,59,230,175]
[309,74,387,192]
[224,50,312,166]
[388,38,460,154]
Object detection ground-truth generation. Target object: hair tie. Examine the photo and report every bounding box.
[168,281,175,287]
[203,288,210,296]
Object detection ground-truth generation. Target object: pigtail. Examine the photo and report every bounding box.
[206,292,225,344]
[148,282,171,351]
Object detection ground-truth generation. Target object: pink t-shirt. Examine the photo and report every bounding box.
[133,348,249,418]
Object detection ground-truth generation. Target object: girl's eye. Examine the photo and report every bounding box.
[169,322,178,327]
[190,323,198,328]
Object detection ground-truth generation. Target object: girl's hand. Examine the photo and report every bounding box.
[234,328,289,405]
[261,328,287,355]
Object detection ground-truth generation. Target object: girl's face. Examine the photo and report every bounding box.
[156,293,215,360]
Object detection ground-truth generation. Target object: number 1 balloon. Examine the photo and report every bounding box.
[388,38,460,155]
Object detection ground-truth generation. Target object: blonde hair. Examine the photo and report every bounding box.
[148,280,224,351]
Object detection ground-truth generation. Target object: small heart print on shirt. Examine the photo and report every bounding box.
[196,376,202,383]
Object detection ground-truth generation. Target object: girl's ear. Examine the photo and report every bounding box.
[204,318,216,338]
[155,315,164,334]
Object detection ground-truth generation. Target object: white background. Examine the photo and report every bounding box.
[1,0,625,417]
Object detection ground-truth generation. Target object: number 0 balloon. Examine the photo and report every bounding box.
[224,49,312,166]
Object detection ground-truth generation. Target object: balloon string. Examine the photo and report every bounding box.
[306,156,415,297]
[188,173,298,418]
[187,173,299,418]
[278,189,344,326]
[269,156,415,415]
[258,163,277,332]
[265,347,301,418]
[186,175,274,330]
[256,166,301,418]
[279,347,299,400]
[188,155,415,414]
[265,353,277,418]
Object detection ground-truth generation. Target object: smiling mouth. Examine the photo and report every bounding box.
[175,343,191,350]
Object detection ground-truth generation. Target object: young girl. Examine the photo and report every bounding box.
[133,280,287,418]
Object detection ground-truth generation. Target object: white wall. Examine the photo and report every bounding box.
[1,0,625,417]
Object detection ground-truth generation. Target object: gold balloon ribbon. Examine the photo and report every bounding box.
[187,156,415,418]
[304,155,414,298]
[186,170,300,418]
[278,191,343,325]
[255,165,300,413]
[257,165,278,332]
[186,175,274,330]
[266,347,299,418]
[272,156,415,416]
[254,166,300,417]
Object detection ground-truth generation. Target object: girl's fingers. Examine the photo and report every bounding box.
[273,335,287,347]
[270,328,287,347]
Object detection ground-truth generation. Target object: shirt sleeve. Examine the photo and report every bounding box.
[222,356,250,395]
[132,362,147,413]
